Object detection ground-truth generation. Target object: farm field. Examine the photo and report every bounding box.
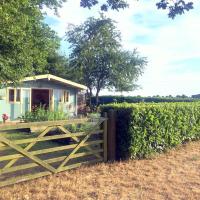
[1,140,200,200]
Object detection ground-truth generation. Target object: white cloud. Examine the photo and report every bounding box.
[45,0,200,96]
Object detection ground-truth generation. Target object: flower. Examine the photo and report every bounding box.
[2,113,9,121]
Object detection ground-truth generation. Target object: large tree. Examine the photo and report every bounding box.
[66,16,147,105]
[43,52,70,78]
[80,0,194,19]
[0,0,65,86]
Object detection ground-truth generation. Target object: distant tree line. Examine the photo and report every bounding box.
[192,94,200,99]
[91,95,197,105]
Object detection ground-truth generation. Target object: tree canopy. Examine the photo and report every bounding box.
[0,0,65,86]
[80,0,194,19]
[109,50,145,93]
[42,52,70,78]
[35,0,66,13]
[66,16,147,105]
[0,0,194,85]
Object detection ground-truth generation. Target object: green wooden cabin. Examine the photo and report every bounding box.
[0,74,87,121]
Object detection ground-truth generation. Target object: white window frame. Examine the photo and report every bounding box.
[63,90,70,103]
[7,88,22,104]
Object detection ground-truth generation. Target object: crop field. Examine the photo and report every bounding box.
[0,140,200,200]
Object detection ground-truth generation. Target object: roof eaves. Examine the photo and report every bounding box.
[23,74,87,90]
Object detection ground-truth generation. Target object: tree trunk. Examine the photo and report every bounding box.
[87,88,93,110]
[95,90,100,107]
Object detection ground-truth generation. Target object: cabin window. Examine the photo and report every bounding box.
[16,89,21,102]
[9,89,15,102]
[64,91,69,103]
[58,90,63,102]
[8,89,21,103]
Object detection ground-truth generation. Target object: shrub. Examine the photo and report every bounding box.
[87,112,101,119]
[101,102,200,159]
[19,106,69,122]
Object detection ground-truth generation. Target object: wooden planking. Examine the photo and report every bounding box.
[0,146,14,152]
[0,171,51,188]
[0,117,107,131]
[4,126,53,169]
[0,131,89,152]
[0,119,88,131]
[56,131,94,171]
[0,142,5,148]
[56,119,105,172]
[0,140,103,162]
[70,149,103,159]
[0,116,107,188]
[0,158,103,188]
[9,130,103,145]
[0,136,56,173]
[0,131,105,152]
[57,126,102,160]
[0,149,103,175]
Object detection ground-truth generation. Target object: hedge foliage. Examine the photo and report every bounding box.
[101,102,200,159]
[92,95,196,105]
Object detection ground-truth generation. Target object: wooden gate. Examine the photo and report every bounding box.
[0,117,107,188]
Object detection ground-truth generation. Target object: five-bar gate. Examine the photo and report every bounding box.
[0,117,107,188]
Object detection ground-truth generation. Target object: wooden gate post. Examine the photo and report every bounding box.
[107,109,116,161]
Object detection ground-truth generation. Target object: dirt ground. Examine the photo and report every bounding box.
[0,141,200,200]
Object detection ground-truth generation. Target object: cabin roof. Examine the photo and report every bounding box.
[23,74,87,90]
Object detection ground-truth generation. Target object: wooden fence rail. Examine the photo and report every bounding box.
[0,116,108,188]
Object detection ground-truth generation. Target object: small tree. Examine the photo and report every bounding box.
[66,16,147,106]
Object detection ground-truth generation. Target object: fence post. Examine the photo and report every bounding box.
[107,109,116,161]
[103,112,108,162]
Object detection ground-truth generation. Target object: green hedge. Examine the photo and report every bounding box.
[101,102,200,159]
[92,95,196,105]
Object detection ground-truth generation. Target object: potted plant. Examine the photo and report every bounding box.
[2,114,9,123]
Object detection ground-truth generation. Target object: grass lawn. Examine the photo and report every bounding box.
[0,140,200,200]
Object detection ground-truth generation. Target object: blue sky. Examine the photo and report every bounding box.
[44,0,200,97]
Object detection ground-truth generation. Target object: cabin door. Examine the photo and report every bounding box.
[31,89,50,109]
[22,89,31,114]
